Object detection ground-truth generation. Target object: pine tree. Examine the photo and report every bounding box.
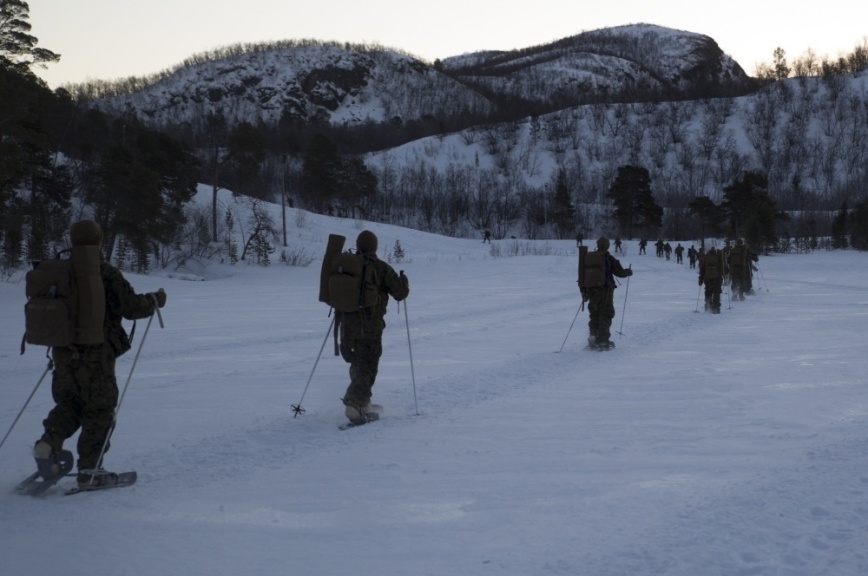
[551,171,574,239]
[831,201,849,249]
[607,165,662,239]
[0,1,60,74]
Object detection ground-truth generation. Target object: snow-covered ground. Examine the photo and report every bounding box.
[2,205,867,576]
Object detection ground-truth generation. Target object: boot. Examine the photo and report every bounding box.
[343,399,380,425]
[33,440,60,480]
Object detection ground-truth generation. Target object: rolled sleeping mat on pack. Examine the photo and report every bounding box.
[71,245,105,345]
[319,234,346,305]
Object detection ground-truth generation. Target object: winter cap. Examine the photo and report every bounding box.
[356,230,378,254]
[597,236,610,250]
[70,220,102,247]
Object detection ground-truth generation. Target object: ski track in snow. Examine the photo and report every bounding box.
[2,230,868,576]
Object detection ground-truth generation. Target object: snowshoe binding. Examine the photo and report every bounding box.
[17,442,74,496]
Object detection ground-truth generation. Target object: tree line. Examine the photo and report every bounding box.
[3,0,868,280]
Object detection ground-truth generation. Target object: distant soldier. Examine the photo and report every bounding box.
[674,243,684,264]
[639,239,647,255]
[655,239,664,257]
[688,245,697,269]
[699,246,724,314]
[482,229,491,243]
[614,236,623,254]
[664,242,672,260]
[576,232,584,247]
[731,239,760,297]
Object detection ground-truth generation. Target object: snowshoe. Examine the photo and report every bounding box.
[17,444,74,496]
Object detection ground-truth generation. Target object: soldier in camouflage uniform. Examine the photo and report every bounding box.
[33,220,166,488]
[581,236,633,351]
[698,246,724,313]
[339,230,410,424]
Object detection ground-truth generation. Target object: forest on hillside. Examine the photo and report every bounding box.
[2,0,868,276]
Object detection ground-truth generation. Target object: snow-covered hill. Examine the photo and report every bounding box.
[93,24,750,129]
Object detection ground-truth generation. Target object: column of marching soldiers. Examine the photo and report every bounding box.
[575,234,761,353]
[641,236,760,314]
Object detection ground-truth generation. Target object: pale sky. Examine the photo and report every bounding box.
[29,0,866,88]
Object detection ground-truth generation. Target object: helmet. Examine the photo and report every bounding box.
[597,236,610,251]
[356,230,378,254]
[70,220,102,246]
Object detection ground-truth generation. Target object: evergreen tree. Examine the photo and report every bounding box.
[551,170,574,239]
[688,195,723,242]
[722,171,786,249]
[830,201,849,249]
[343,156,378,219]
[223,120,266,198]
[0,0,59,74]
[607,165,663,239]
[300,134,343,212]
[849,198,868,251]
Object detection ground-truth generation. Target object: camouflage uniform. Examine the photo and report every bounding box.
[699,247,724,313]
[581,238,633,348]
[339,232,409,412]
[728,240,748,300]
[39,229,159,472]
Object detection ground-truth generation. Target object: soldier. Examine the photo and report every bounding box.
[688,245,697,269]
[729,238,749,300]
[33,220,166,489]
[614,236,623,254]
[698,246,724,314]
[576,232,584,247]
[482,229,491,243]
[580,236,633,350]
[339,231,410,425]
[675,243,684,264]
[639,239,647,255]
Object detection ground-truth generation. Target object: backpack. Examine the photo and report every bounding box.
[578,246,606,288]
[327,251,380,313]
[22,246,105,351]
[703,251,722,280]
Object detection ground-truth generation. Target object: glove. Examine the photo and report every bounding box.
[399,271,409,289]
[152,288,167,308]
[580,289,588,302]
[625,269,633,277]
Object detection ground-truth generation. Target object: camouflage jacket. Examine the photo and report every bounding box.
[339,255,409,340]
[100,262,158,357]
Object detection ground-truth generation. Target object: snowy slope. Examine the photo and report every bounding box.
[1,201,868,576]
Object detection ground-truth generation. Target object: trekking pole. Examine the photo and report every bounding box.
[91,300,162,477]
[694,283,702,313]
[557,301,584,353]
[0,356,53,455]
[292,315,335,417]
[756,262,769,292]
[616,267,631,337]
[399,272,419,416]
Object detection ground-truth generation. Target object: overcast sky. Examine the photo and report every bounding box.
[29,0,866,88]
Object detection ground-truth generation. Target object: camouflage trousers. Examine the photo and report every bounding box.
[41,345,118,470]
[587,287,616,343]
[340,337,383,407]
[704,278,723,312]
